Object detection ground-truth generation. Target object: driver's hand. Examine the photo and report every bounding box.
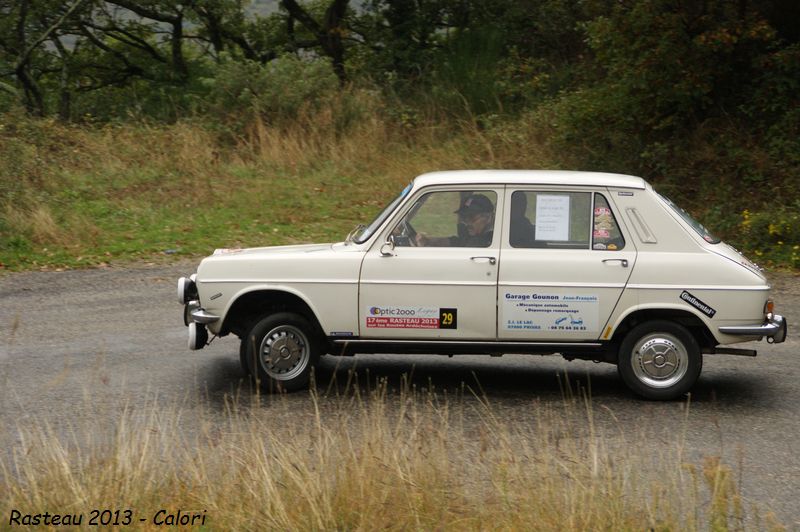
[415,233,428,246]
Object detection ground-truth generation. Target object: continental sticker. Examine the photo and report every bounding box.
[679,291,716,317]
[503,292,599,332]
[366,306,457,329]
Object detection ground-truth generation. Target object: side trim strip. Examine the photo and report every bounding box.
[359,280,497,287]
[333,339,602,348]
[199,280,768,290]
[499,282,626,289]
[199,279,358,284]
[627,284,769,291]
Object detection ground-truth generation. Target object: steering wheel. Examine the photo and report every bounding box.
[394,220,418,246]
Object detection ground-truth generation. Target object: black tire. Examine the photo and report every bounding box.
[244,312,322,393]
[617,320,702,400]
[239,338,251,377]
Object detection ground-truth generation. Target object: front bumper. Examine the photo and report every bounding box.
[182,305,220,350]
[718,314,787,343]
[179,276,220,350]
[189,307,220,324]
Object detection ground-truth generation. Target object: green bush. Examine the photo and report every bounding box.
[203,55,339,128]
[530,0,798,256]
[739,205,800,269]
[428,28,506,117]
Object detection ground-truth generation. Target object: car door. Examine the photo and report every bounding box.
[358,187,503,339]
[498,187,637,341]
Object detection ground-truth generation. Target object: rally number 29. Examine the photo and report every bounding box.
[439,308,457,329]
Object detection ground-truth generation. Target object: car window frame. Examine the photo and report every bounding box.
[592,192,626,251]
[503,187,630,251]
[373,185,506,251]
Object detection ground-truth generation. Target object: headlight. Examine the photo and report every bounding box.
[177,276,198,304]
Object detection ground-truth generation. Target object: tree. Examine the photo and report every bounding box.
[188,0,276,63]
[105,0,189,81]
[281,0,349,84]
[0,0,89,115]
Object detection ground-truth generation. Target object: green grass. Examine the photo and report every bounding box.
[0,137,407,270]
[0,109,796,272]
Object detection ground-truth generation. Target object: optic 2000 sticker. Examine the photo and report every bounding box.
[365,306,458,329]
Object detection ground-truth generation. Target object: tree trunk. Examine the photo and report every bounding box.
[52,36,72,121]
[322,0,348,85]
[58,86,71,122]
[16,65,45,116]
[281,0,349,85]
[171,13,188,80]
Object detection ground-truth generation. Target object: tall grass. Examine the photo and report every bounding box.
[1,92,555,270]
[0,92,793,271]
[0,379,780,530]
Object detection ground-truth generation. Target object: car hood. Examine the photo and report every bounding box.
[212,243,333,256]
[196,242,363,283]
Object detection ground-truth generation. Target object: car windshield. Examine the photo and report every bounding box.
[351,183,412,244]
[657,193,721,244]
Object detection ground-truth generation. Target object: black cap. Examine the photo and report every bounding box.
[455,194,494,216]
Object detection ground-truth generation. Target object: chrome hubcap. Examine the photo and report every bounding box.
[631,333,688,388]
[259,325,310,381]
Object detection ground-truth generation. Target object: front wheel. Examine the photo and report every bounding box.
[243,312,322,393]
[617,320,702,400]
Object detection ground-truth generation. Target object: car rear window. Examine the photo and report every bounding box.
[509,191,591,248]
[657,193,721,244]
[509,191,625,250]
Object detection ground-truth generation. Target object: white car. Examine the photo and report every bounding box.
[177,170,787,399]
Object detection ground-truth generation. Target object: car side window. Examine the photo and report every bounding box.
[592,194,625,250]
[509,191,591,248]
[393,190,497,248]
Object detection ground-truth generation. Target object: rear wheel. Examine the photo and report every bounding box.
[617,320,702,400]
[244,312,321,392]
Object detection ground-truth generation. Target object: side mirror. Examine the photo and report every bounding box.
[380,235,395,256]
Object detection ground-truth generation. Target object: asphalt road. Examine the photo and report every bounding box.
[1,261,798,527]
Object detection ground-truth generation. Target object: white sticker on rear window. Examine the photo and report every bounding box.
[535,195,571,241]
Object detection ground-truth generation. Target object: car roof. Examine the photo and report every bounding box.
[413,170,647,190]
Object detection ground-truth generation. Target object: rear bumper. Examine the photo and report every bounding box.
[718,314,787,343]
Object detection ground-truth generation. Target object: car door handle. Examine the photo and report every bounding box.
[602,258,629,267]
[471,256,497,265]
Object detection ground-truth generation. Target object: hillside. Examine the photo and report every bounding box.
[1,0,797,270]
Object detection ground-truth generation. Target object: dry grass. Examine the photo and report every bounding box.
[1,95,565,269]
[0,88,579,267]
[3,205,68,245]
[0,380,779,531]
[1,97,793,270]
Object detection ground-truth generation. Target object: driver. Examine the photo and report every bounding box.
[416,194,494,247]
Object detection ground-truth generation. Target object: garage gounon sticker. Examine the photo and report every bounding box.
[503,292,599,332]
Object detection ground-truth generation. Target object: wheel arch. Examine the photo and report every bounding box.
[221,287,325,339]
[609,306,717,352]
